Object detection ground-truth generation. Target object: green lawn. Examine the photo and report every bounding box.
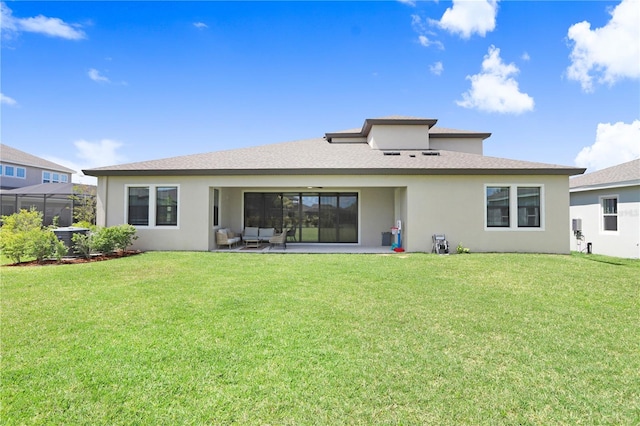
[2,252,638,425]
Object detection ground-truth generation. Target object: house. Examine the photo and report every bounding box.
[0,144,77,226]
[0,144,74,189]
[569,159,640,259]
[83,116,585,253]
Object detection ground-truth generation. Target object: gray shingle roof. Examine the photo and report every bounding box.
[0,144,76,174]
[0,182,74,195]
[84,136,584,177]
[570,159,640,189]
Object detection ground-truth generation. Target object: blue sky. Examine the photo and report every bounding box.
[1,0,639,184]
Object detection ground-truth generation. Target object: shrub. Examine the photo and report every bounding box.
[91,224,138,255]
[456,243,470,254]
[28,229,67,263]
[0,209,68,263]
[0,231,30,264]
[72,232,94,259]
[110,224,138,252]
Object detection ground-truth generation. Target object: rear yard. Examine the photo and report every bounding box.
[1,252,638,424]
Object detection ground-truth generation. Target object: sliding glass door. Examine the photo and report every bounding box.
[244,192,358,243]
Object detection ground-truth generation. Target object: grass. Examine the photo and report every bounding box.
[2,252,638,425]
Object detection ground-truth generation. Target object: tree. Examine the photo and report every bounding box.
[71,184,97,225]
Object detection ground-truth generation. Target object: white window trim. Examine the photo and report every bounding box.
[125,184,180,229]
[599,194,619,234]
[484,184,545,231]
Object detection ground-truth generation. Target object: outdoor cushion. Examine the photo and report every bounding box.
[243,227,259,238]
[258,228,274,240]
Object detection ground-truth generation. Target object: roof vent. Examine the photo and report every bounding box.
[383,152,401,156]
[422,151,440,156]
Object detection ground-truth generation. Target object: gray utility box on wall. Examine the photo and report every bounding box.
[381,232,392,246]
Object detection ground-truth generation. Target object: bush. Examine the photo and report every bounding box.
[90,224,138,255]
[0,209,68,264]
[456,243,470,254]
[28,229,67,262]
[71,232,94,259]
[110,224,138,252]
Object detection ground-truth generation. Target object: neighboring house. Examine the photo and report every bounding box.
[0,144,77,226]
[84,116,585,253]
[0,144,74,190]
[569,159,640,259]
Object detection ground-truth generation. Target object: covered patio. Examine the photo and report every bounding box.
[212,243,399,254]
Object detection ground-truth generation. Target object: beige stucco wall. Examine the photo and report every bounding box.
[368,125,430,150]
[403,175,570,253]
[96,173,571,254]
[429,138,484,155]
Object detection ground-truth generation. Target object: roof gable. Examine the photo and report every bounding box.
[0,144,76,174]
[570,159,640,189]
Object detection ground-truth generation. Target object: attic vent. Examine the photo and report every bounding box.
[422,151,440,156]
[383,152,401,156]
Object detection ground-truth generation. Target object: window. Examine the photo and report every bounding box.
[601,197,618,231]
[244,192,358,243]
[486,187,510,227]
[16,167,26,178]
[517,187,540,227]
[213,189,220,227]
[128,187,150,226]
[127,185,179,227]
[4,166,14,177]
[60,174,68,183]
[155,187,178,226]
[43,172,51,183]
[486,184,544,230]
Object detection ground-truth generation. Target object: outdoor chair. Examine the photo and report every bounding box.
[269,229,287,250]
[216,228,241,249]
[286,227,297,242]
[432,234,449,254]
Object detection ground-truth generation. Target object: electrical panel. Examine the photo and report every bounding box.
[572,218,582,232]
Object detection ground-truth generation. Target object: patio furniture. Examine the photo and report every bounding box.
[286,227,297,242]
[244,238,261,248]
[216,228,241,249]
[243,227,275,242]
[269,229,287,250]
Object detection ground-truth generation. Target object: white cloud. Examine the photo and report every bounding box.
[457,45,534,114]
[412,14,444,49]
[566,0,640,93]
[1,92,17,106]
[193,22,208,29]
[433,0,498,39]
[1,2,85,40]
[430,61,444,76]
[521,52,530,62]
[575,120,640,171]
[47,139,127,185]
[398,0,417,6]
[88,68,110,83]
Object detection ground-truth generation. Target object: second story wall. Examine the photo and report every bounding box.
[0,162,71,189]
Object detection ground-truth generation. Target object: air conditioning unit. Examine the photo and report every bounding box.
[572,218,582,232]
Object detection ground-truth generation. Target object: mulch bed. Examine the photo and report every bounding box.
[3,250,143,267]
